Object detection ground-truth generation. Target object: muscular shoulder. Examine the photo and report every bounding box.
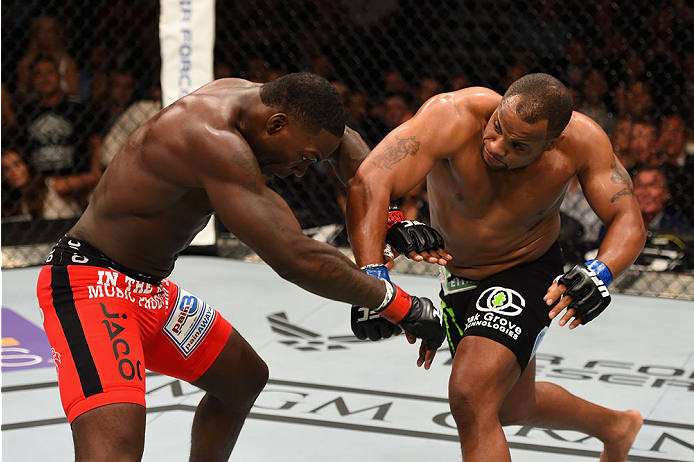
[409,87,499,151]
[136,96,256,187]
[560,111,614,170]
[420,87,499,120]
[453,86,501,118]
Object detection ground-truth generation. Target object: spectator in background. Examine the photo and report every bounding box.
[448,73,470,91]
[14,55,102,216]
[99,85,162,168]
[630,121,660,170]
[611,83,629,120]
[2,147,39,219]
[415,76,443,107]
[380,91,429,222]
[266,68,284,82]
[383,92,415,130]
[2,83,16,130]
[214,61,235,79]
[658,114,691,169]
[371,70,411,124]
[625,80,654,120]
[610,116,635,169]
[346,91,370,131]
[564,39,588,90]
[97,70,137,135]
[634,167,690,231]
[310,55,334,81]
[383,70,409,94]
[1,147,82,220]
[503,62,528,90]
[577,68,613,134]
[16,16,79,101]
[243,57,271,83]
[78,42,111,104]
[658,114,694,228]
[331,80,365,138]
[621,51,646,83]
[369,91,416,144]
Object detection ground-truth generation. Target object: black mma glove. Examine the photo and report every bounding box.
[395,294,446,350]
[351,264,402,341]
[350,306,402,341]
[386,205,445,255]
[556,260,612,324]
[375,278,445,350]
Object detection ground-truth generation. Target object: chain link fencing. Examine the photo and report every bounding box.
[2,0,693,298]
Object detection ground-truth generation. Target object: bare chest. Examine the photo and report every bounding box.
[427,153,572,224]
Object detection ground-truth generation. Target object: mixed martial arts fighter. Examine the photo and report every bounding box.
[36,72,445,462]
[347,73,646,462]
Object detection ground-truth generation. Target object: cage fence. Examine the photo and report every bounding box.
[2,0,693,299]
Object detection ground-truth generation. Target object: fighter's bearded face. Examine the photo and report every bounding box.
[481,96,557,172]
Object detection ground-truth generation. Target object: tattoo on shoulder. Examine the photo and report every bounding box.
[369,135,421,170]
[609,163,634,203]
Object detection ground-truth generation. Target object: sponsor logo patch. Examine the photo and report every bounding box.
[163,289,216,357]
[475,286,525,316]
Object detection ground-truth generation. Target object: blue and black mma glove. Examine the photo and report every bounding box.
[556,259,612,324]
[386,205,445,256]
[350,264,445,350]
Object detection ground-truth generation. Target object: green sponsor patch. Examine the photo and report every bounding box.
[439,266,479,294]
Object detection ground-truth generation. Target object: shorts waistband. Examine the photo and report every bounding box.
[440,240,565,293]
[46,236,164,285]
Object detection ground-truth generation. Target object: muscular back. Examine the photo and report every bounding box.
[70,79,259,276]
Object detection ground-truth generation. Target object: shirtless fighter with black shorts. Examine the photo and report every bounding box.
[36,73,446,462]
[347,73,646,462]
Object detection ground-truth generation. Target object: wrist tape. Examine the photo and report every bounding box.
[585,259,613,287]
[361,263,390,281]
[376,280,411,323]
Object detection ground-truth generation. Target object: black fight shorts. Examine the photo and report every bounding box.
[439,241,565,373]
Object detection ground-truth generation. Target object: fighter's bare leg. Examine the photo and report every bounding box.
[499,358,643,462]
[448,336,522,462]
[188,328,269,462]
[71,403,146,462]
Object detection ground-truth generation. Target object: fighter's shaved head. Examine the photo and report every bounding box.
[502,73,573,139]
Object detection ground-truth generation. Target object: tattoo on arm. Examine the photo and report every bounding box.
[369,135,421,170]
[609,163,634,203]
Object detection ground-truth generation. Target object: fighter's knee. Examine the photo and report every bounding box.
[252,356,269,394]
[448,378,489,424]
[236,352,268,404]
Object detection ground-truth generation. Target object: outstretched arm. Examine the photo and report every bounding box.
[194,129,385,308]
[191,127,445,358]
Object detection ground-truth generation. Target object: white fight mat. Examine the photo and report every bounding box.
[2,257,693,461]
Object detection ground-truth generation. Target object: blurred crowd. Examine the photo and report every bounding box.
[2,1,693,269]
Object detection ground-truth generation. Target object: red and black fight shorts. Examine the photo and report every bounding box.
[439,241,565,373]
[36,236,233,424]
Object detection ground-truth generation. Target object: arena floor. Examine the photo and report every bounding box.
[2,256,693,461]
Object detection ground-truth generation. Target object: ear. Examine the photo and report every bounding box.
[545,134,565,152]
[266,113,288,135]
